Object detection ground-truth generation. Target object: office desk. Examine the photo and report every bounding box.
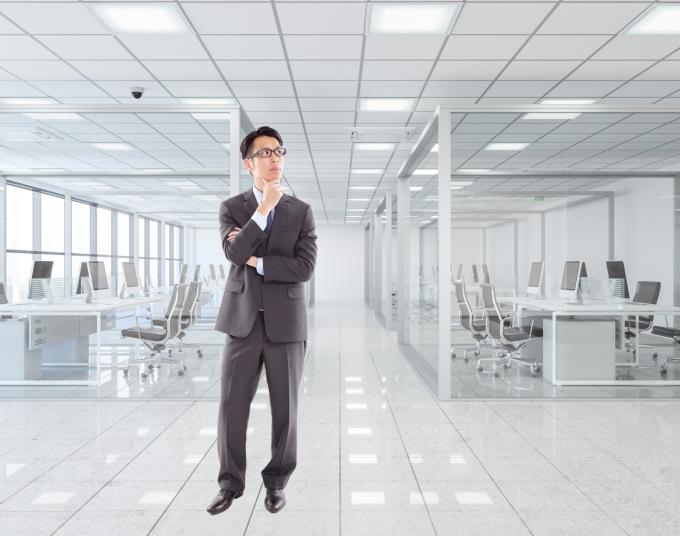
[498,296,680,386]
[0,295,166,387]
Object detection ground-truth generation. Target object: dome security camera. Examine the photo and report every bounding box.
[130,87,144,99]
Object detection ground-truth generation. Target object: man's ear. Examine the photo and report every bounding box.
[243,158,253,175]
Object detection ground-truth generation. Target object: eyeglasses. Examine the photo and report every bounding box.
[249,147,287,159]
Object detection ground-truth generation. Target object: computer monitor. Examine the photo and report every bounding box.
[219,264,226,280]
[632,281,660,305]
[193,264,201,282]
[75,261,89,295]
[88,261,108,293]
[560,261,583,302]
[179,263,188,284]
[471,264,479,284]
[209,264,216,281]
[481,263,490,284]
[527,262,544,297]
[31,260,53,279]
[606,260,629,299]
[122,262,139,289]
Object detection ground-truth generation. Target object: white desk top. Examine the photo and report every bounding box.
[498,296,680,314]
[0,295,166,314]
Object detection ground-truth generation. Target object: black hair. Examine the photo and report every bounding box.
[239,126,283,160]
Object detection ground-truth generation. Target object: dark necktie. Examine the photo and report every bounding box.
[265,211,274,234]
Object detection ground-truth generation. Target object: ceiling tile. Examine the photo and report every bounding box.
[239,97,299,111]
[364,35,446,60]
[453,2,554,34]
[143,60,221,80]
[0,2,107,34]
[1,59,84,80]
[203,35,284,60]
[431,60,506,80]
[229,80,294,98]
[484,80,556,97]
[0,11,21,33]
[183,2,278,34]
[594,36,680,60]
[568,60,653,81]
[421,80,490,98]
[162,80,232,98]
[94,80,171,98]
[0,35,56,60]
[118,35,208,60]
[609,81,680,98]
[517,35,612,60]
[70,60,153,81]
[284,35,362,60]
[546,80,626,97]
[296,80,358,97]
[442,36,527,60]
[31,80,110,97]
[217,61,289,81]
[289,60,359,80]
[359,80,423,97]
[298,98,356,111]
[278,2,365,33]
[0,80,44,96]
[499,60,580,80]
[538,3,648,34]
[37,36,131,60]
[636,61,680,80]
[362,61,433,80]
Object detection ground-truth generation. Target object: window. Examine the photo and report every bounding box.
[72,201,90,256]
[117,212,130,258]
[6,184,32,251]
[96,207,111,256]
[41,192,64,253]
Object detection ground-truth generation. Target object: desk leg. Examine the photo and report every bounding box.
[551,312,557,385]
[96,312,101,387]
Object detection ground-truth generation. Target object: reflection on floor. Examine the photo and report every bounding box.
[1,303,679,535]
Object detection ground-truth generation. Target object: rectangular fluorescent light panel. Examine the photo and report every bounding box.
[91,3,189,34]
[370,4,458,33]
[354,143,395,151]
[451,181,473,187]
[410,186,423,191]
[352,168,383,174]
[413,169,437,175]
[350,186,375,190]
[360,98,412,112]
[523,113,581,120]
[485,143,529,151]
[628,6,680,34]
[92,142,131,151]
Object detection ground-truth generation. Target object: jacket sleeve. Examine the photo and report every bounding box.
[219,200,266,266]
[263,204,317,283]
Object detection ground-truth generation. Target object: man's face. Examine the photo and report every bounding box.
[243,135,284,185]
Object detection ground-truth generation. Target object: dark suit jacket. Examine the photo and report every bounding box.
[214,188,317,343]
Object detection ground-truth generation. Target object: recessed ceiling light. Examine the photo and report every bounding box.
[523,113,581,120]
[350,186,375,190]
[92,142,131,151]
[457,169,489,174]
[410,186,423,191]
[347,209,365,212]
[349,198,370,202]
[354,143,395,151]
[370,4,458,34]
[24,113,82,121]
[360,99,413,112]
[540,99,596,105]
[352,169,383,174]
[191,113,230,121]
[485,143,529,151]
[413,169,437,175]
[628,6,680,35]
[91,3,189,34]
[451,181,473,187]
[5,98,54,105]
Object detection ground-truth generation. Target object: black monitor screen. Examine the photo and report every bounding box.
[88,261,108,291]
[122,262,139,289]
[561,261,581,291]
[606,260,629,298]
[75,262,89,294]
[528,262,543,287]
[31,260,53,279]
[471,264,479,283]
[634,281,660,304]
[193,265,201,282]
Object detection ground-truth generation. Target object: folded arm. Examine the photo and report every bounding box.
[219,200,266,266]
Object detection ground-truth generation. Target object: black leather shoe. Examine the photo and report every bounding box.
[206,489,243,515]
[264,488,286,513]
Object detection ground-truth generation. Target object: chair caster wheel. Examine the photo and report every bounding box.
[123,369,128,376]
[653,353,658,359]
[474,351,480,357]
[197,351,203,358]
[531,370,538,377]
[464,357,469,363]
[178,370,185,376]
[141,372,148,379]
[494,372,500,378]
[503,363,509,370]
[148,364,154,370]
[661,368,668,376]
[477,366,483,372]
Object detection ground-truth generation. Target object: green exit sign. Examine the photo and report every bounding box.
[534,195,544,202]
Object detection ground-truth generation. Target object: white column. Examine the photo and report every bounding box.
[384,193,393,329]
[0,176,5,287]
[230,110,241,197]
[132,212,139,268]
[159,219,166,287]
[373,212,382,313]
[64,193,72,295]
[397,177,410,344]
[437,108,451,400]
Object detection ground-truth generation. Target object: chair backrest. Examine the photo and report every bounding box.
[454,280,473,331]
[182,281,199,319]
[166,284,186,338]
[0,283,7,305]
[631,281,661,326]
[480,283,502,340]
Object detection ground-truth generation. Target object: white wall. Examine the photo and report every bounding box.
[452,228,483,284]
[486,223,515,288]
[314,224,364,302]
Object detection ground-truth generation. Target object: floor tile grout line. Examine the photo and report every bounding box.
[47,401,199,536]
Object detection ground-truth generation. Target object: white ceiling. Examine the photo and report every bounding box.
[0,1,679,225]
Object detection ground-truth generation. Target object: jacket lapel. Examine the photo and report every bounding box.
[266,194,289,253]
[242,188,258,219]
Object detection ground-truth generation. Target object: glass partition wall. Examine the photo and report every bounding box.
[399,106,680,399]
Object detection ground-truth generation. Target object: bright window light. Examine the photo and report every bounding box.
[413,169,438,175]
[629,6,680,34]
[91,3,189,34]
[410,186,423,191]
[92,143,131,151]
[352,169,383,174]
[370,4,458,34]
[540,99,596,105]
[25,113,82,121]
[485,143,529,151]
[360,98,413,112]
[523,113,581,120]
[351,491,385,505]
[457,169,489,174]
[354,143,395,151]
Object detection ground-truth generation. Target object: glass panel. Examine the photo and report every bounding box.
[6,252,34,301]
[6,185,33,251]
[164,223,171,259]
[174,226,181,260]
[138,216,146,259]
[117,212,130,257]
[164,260,171,286]
[149,219,158,258]
[96,206,111,256]
[40,192,64,253]
[149,259,158,287]
[72,201,90,255]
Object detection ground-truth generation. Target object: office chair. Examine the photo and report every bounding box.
[624,281,661,361]
[650,326,680,376]
[480,283,542,377]
[121,283,187,378]
[452,280,494,364]
[152,281,203,358]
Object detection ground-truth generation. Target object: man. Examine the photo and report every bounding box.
[207,126,317,516]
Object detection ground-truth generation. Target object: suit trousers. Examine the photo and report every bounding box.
[217,311,305,492]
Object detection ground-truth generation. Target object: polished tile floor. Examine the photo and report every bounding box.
[1,303,680,535]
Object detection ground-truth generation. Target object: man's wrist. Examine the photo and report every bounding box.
[256,204,271,216]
